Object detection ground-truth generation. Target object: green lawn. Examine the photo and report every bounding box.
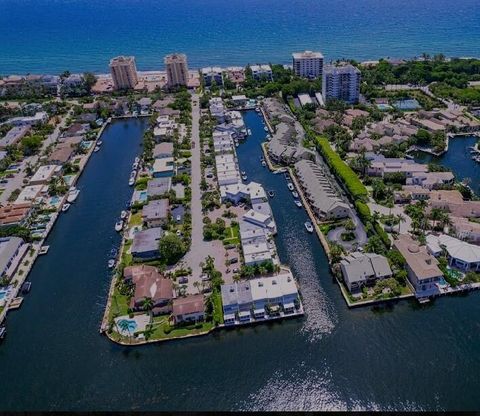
[146,320,214,341]
[129,212,143,227]
[223,224,240,245]
[108,283,130,322]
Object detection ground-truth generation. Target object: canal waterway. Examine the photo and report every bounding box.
[414,135,480,195]
[1,114,480,410]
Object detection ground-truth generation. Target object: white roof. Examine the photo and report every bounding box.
[427,234,480,264]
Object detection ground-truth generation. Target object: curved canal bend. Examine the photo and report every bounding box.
[0,114,480,410]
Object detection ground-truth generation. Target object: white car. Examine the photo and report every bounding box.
[176,215,181,222]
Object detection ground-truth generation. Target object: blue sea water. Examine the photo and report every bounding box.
[0,0,479,74]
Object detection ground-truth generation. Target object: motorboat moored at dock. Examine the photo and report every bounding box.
[294,199,302,208]
[67,188,80,203]
[61,203,71,212]
[115,220,124,232]
[304,221,314,233]
[287,182,294,191]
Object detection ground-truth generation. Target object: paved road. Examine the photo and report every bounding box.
[182,94,220,295]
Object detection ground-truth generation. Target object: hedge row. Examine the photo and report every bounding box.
[374,221,391,249]
[315,137,368,201]
[355,201,371,224]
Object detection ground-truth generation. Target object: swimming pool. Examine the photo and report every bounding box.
[117,319,138,334]
[49,196,61,205]
[376,103,392,111]
[137,191,148,202]
[0,290,7,300]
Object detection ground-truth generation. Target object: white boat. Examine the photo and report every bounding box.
[287,182,294,191]
[39,246,50,255]
[132,162,138,170]
[262,160,267,167]
[241,171,246,176]
[128,177,135,186]
[294,200,302,208]
[93,146,100,153]
[268,190,275,198]
[247,129,252,135]
[97,141,103,146]
[305,221,314,233]
[292,191,299,198]
[134,157,140,164]
[235,142,239,148]
[120,210,128,219]
[108,259,115,269]
[255,107,260,113]
[242,175,248,181]
[264,126,268,132]
[67,189,80,203]
[115,220,123,232]
[61,203,71,212]
[267,136,272,141]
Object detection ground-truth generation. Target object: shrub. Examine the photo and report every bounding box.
[355,201,371,224]
[315,137,368,201]
[374,221,391,248]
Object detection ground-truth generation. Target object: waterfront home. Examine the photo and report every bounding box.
[294,159,350,220]
[124,265,173,314]
[209,97,226,123]
[63,123,91,137]
[59,135,85,146]
[393,234,443,297]
[429,190,480,218]
[48,144,75,165]
[427,234,480,272]
[152,97,174,111]
[212,131,234,154]
[406,171,455,190]
[0,203,33,226]
[6,111,48,127]
[136,97,152,112]
[29,165,61,186]
[0,237,28,280]
[152,157,175,178]
[153,142,174,159]
[340,252,392,293]
[243,209,276,232]
[231,95,247,106]
[147,177,172,198]
[249,64,273,81]
[171,294,205,324]
[450,216,480,244]
[220,181,266,204]
[14,185,45,205]
[156,107,181,118]
[0,125,31,150]
[142,199,170,228]
[131,227,164,260]
[215,153,241,186]
[239,220,273,266]
[394,185,431,204]
[201,67,223,87]
[367,155,428,178]
[221,271,300,325]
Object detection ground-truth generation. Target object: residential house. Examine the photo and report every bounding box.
[131,227,164,260]
[172,294,205,324]
[153,142,174,159]
[147,177,172,198]
[427,234,480,272]
[142,199,170,228]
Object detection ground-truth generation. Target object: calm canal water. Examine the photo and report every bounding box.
[0,114,480,411]
[414,135,480,195]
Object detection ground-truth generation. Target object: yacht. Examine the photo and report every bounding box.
[294,199,302,208]
[97,140,103,146]
[304,221,314,233]
[120,210,128,219]
[268,190,275,198]
[242,174,248,181]
[61,203,71,212]
[93,146,100,153]
[291,191,299,198]
[262,160,267,167]
[67,188,80,203]
[128,177,135,186]
[115,220,124,232]
[108,259,115,269]
[287,182,294,191]
[247,129,252,135]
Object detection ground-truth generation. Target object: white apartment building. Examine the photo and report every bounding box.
[322,64,361,104]
[292,50,324,78]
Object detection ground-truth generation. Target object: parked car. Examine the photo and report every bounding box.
[178,276,188,284]
[229,257,238,265]
[176,215,181,222]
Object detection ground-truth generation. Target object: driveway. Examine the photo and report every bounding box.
[368,201,412,234]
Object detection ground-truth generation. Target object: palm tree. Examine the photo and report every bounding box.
[141,297,154,319]
[397,213,406,234]
[117,319,132,344]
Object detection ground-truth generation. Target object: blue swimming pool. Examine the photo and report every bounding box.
[0,289,8,300]
[138,191,148,202]
[117,319,137,333]
[49,196,60,205]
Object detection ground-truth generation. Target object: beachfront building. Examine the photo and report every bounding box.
[226,66,246,85]
[0,236,28,280]
[340,252,392,293]
[165,53,189,88]
[123,265,173,314]
[294,160,350,220]
[201,67,223,87]
[109,56,138,90]
[172,294,205,324]
[249,64,273,81]
[322,64,361,104]
[221,271,301,325]
[393,234,443,297]
[131,227,164,260]
[292,50,324,78]
[427,234,480,272]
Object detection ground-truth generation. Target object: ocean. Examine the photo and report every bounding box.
[0,0,479,74]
